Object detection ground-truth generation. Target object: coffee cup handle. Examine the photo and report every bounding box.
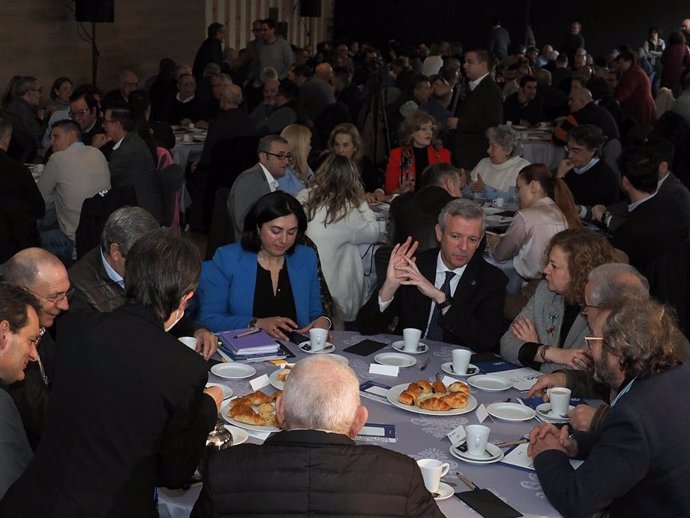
[440,463,450,478]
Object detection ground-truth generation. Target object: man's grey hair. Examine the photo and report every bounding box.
[282,356,360,434]
[486,125,521,157]
[100,207,159,257]
[257,134,288,155]
[438,199,486,233]
[587,263,649,308]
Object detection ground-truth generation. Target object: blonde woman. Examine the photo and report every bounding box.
[278,124,314,195]
[297,155,379,322]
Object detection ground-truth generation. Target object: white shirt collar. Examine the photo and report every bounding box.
[628,190,657,212]
[436,252,467,277]
[259,163,280,192]
[657,172,670,187]
[112,135,126,151]
[469,73,490,91]
[100,250,124,289]
[573,157,600,175]
[176,93,195,103]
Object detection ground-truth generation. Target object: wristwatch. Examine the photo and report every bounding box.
[438,298,451,311]
[248,318,258,328]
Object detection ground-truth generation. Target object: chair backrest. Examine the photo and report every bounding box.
[74,186,137,259]
[601,138,622,179]
[157,163,185,229]
[205,187,235,260]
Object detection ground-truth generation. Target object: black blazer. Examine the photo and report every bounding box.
[0,304,217,518]
[356,248,508,352]
[389,186,455,250]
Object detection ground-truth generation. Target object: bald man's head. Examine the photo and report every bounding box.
[315,63,333,82]
[568,87,593,112]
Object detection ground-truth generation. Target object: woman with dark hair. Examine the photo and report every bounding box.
[197,191,329,338]
[46,77,73,117]
[487,163,581,282]
[500,228,616,373]
[148,58,178,121]
[384,111,451,194]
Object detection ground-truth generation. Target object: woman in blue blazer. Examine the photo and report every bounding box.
[197,191,330,339]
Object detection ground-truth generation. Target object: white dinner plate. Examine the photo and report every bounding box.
[219,400,281,432]
[450,443,504,465]
[211,363,256,380]
[205,383,233,400]
[268,369,288,390]
[298,341,335,354]
[434,482,455,500]
[486,402,536,422]
[536,403,573,423]
[467,375,512,392]
[391,341,429,355]
[374,352,417,368]
[386,384,478,416]
[440,362,479,377]
[223,424,249,446]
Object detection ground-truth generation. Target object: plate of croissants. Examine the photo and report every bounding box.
[220,390,282,432]
[386,379,477,416]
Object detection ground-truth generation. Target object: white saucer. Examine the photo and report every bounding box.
[329,354,349,365]
[374,352,417,368]
[486,402,536,422]
[466,375,511,392]
[433,482,454,500]
[211,363,257,380]
[298,341,335,354]
[223,424,249,446]
[205,383,233,400]
[391,340,429,355]
[440,362,479,377]
[536,403,573,423]
[450,443,504,465]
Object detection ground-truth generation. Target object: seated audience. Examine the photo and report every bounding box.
[105,107,164,222]
[101,69,139,109]
[228,135,290,239]
[555,125,619,207]
[257,79,301,136]
[389,163,464,250]
[4,76,43,162]
[500,229,615,373]
[385,111,451,194]
[466,125,530,204]
[45,77,73,119]
[164,73,208,126]
[487,164,580,282]
[37,120,110,263]
[68,88,105,148]
[504,75,544,125]
[278,124,313,194]
[535,69,568,120]
[0,230,222,518]
[325,122,384,193]
[0,283,40,500]
[3,248,70,450]
[0,115,44,264]
[357,200,507,352]
[250,77,280,129]
[191,355,443,518]
[299,62,336,123]
[199,191,330,338]
[613,50,657,126]
[552,87,620,144]
[661,31,690,95]
[297,155,379,322]
[528,297,690,518]
[68,207,217,358]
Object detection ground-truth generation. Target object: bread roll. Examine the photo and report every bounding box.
[432,380,446,394]
[398,390,416,406]
[417,396,452,411]
[416,380,433,393]
[441,391,468,409]
[448,381,470,395]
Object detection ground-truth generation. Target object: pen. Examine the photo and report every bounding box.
[233,328,261,339]
[456,471,479,491]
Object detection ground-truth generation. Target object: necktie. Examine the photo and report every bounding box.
[426,271,455,341]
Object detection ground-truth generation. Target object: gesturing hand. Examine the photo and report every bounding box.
[256,316,298,341]
[396,256,444,302]
[470,173,486,193]
[379,237,419,301]
[526,371,568,399]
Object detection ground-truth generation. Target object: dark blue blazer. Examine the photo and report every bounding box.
[197,243,323,332]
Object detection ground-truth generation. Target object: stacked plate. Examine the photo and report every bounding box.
[449,443,504,465]
[535,403,573,424]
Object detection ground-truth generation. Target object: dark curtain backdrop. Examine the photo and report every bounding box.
[334,0,688,59]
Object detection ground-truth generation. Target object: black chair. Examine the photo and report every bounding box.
[0,209,40,264]
[74,186,137,259]
[205,188,234,260]
[157,163,185,230]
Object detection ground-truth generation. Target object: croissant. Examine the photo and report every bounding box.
[233,407,269,426]
[415,380,433,393]
[398,390,416,406]
[448,381,470,395]
[441,391,468,409]
[417,396,452,411]
[432,380,446,394]
[242,390,273,406]
[277,370,290,382]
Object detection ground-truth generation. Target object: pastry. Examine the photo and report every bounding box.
[417,396,452,411]
[448,381,470,395]
[432,380,446,394]
[441,391,468,409]
[415,380,433,393]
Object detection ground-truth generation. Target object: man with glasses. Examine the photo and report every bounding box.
[3,248,71,449]
[5,76,44,162]
[68,88,105,149]
[0,282,41,499]
[101,69,139,110]
[228,135,291,239]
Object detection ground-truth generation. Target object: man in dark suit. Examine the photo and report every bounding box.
[610,147,687,271]
[389,163,463,250]
[0,230,222,518]
[105,107,163,222]
[487,18,511,61]
[357,199,507,352]
[449,50,504,170]
[528,298,690,517]
[227,134,290,239]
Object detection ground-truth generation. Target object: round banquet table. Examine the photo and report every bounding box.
[157,331,563,518]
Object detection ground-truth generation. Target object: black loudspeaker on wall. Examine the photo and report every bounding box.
[75,0,115,23]
[300,0,321,17]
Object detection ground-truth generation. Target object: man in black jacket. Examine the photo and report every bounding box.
[358,199,507,352]
[192,23,225,82]
[192,355,443,518]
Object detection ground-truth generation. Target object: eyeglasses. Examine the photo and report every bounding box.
[69,109,91,118]
[264,151,292,160]
[584,336,603,349]
[579,302,601,315]
[28,288,74,307]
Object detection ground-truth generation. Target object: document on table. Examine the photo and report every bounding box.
[482,366,542,391]
[500,443,584,472]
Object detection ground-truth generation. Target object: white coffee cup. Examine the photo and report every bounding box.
[402,328,422,352]
[465,424,491,457]
[491,197,505,208]
[182,134,192,143]
[178,336,197,350]
[547,387,572,417]
[309,328,328,351]
[416,458,450,493]
[451,348,472,374]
